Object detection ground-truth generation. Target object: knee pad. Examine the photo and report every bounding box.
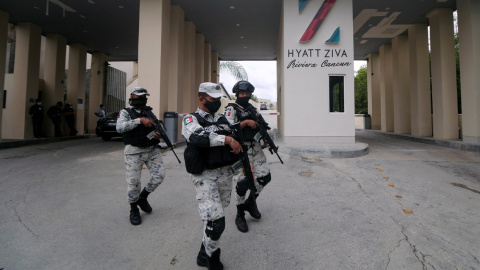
[236,178,249,197]
[257,173,271,187]
[205,217,225,241]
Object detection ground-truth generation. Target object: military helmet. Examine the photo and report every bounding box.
[232,80,255,94]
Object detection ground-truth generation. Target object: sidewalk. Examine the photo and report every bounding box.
[0,134,95,149]
[370,130,480,154]
[3,129,478,156]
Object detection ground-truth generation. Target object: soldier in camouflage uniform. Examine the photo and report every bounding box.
[116,87,166,226]
[182,82,243,270]
[224,80,271,233]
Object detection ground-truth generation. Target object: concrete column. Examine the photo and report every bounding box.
[408,24,432,137]
[88,52,108,133]
[67,44,87,134]
[367,52,381,130]
[379,44,394,132]
[169,5,184,140]
[3,23,41,139]
[168,5,184,113]
[427,8,458,140]
[183,21,196,114]
[392,35,411,134]
[204,43,211,82]
[195,34,205,108]
[457,0,480,144]
[211,51,219,84]
[138,0,170,118]
[0,11,8,140]
[43,34,67,137]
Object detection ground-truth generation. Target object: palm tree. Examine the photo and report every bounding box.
[219,61,248,81]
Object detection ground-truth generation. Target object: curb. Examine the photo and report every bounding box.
[371,130,480,155]
[0,134,96,150]
[280,142,369,159]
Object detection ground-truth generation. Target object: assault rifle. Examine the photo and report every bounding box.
[144,107,181,163]
[252,111,284,164]
[230,122,256,196]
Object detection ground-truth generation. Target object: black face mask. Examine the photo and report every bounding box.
[129,96,148,107]
[236,96,250,107]
[204,99,221,113]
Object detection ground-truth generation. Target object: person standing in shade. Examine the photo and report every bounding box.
[63,102,78,136]
[182,82,243,270]
[47,101,63,137]
[29,99,44,138]
[95,104,106,121]
[116,87,165,226]
[224,80,272,233]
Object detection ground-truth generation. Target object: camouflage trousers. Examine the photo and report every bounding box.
[191,165,235,256]
[233,140,270,205]
[125,147,165,203]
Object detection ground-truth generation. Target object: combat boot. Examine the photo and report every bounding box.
[208,248,224,270]
[129,203,141,225]
[137,188,152,213]
[235,204,248,232]
[197,243,208,267]
[197,243,224,270]
[244,192,261,219]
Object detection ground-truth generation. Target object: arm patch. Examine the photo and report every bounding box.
[184,116,193,125]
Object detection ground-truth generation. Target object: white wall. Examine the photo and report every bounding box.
[281,0,355,144]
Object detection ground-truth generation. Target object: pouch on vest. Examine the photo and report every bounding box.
[204,145,239,170]
[184,143,204,174]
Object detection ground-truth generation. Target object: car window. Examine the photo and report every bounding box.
[108,112,119,118]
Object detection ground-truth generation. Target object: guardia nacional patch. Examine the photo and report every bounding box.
[184,116,193,125]
[225,111,231,116]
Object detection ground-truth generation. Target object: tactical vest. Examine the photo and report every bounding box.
[122,108,160,147]
[227,103,259,141]
[184,113,238,174]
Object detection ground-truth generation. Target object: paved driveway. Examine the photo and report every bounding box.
[0,130,479,269]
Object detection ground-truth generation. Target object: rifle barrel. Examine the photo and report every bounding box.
[276,152,284,164]
[145,108,181,163]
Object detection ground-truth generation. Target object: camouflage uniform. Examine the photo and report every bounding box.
[182,108,238,257]
[224,104,271,204]
[116,107,166,203]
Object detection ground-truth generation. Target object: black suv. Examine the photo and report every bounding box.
[95,112,122,141]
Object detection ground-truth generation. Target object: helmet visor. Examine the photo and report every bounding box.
[236,81,255,92]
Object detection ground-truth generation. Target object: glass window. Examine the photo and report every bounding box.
[329,75,344,112]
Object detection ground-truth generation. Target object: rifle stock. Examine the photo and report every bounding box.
[144,107,181,163]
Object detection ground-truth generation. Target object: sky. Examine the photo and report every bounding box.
[219,60,367,103]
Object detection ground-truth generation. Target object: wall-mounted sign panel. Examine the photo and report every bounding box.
[281,0,354,144]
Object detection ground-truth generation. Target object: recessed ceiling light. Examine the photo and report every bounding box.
[83,30,88,33]
[115,46,120,49]
[33,6,40,9]
[385,7,390,10]
[240,36,244,39]
[230,6,235,9]
[80,15,86,18]
[88,0,95,4]
[244,46,247,48]
[236,24,240,27]
[118,5,124,9]
[360,40,368,44]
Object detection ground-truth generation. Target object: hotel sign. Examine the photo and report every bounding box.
[287,0,352,69]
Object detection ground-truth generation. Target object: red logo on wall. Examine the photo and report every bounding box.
[299,0,337,42]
